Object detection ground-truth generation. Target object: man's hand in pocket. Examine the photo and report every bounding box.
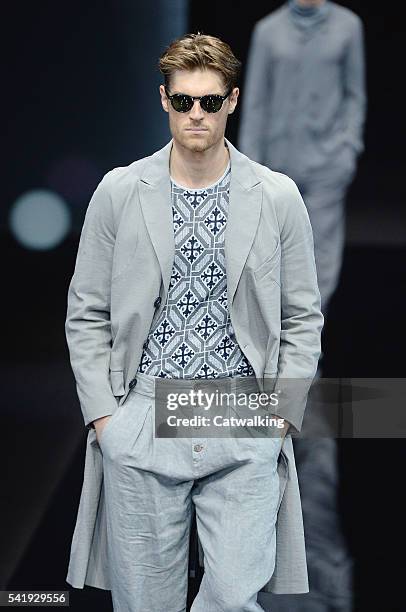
[269,415,290,438]
[93,415,112,445]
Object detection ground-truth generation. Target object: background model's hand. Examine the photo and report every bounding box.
[93,415,112,444]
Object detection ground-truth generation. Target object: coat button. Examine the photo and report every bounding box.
[129,378,138,390]
[154,296,162,308]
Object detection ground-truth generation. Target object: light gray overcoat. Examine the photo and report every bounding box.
[65,137,323,594]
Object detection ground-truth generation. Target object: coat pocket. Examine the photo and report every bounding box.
[109,369,125,398]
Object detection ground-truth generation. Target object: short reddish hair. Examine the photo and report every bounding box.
[158,32,241,91]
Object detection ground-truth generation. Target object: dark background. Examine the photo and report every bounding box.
[2,1,405,610]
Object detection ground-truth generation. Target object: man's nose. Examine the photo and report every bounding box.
[189,99,205,119]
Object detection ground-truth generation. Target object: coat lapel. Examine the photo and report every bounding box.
[138,141,175,299]
[224,139,263,305]
[138,137,262,305]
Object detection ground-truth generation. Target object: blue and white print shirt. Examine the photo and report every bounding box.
[137,157,255,379]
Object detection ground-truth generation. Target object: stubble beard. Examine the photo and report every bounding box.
[172,122,221,154]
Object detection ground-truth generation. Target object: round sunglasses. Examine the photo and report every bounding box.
[164,86,232,113]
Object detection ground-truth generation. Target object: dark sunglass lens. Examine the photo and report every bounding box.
[171,94,193,112]
[201,95,224,113]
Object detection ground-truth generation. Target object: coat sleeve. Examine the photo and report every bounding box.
[264,174,324,433]
[65,170,119,429]
[238,20,271,163]
[342,15,367,156]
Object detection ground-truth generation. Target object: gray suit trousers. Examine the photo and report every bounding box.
[99,372,283,612]
[296,162,355,316]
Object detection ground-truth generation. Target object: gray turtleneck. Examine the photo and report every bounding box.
[288,0,329,29]
[238,1,366,182]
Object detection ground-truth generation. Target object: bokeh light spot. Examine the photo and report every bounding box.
[9,189,71,250]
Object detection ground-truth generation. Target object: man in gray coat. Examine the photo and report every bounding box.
[65,32,323,611]
[239,0,366,315]
[239,1,366,610]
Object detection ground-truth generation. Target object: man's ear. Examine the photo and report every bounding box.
[228,87,239,114]
[160,84,169,113]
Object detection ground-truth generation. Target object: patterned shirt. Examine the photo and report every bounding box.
[137,154,255,379]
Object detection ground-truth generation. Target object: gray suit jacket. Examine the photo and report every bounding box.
[65,138,323,593]
[238,1,367,182]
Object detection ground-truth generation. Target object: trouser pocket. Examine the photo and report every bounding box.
[99,391,151,452]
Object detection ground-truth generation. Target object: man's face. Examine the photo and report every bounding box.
[159,68,239,153]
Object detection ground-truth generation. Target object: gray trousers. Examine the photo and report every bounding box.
[99,372,283,612]
[297,165,352,316]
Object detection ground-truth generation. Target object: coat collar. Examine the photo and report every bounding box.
[137,137,263,307]
[139,137,261,190]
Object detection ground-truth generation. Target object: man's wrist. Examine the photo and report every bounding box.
[88,414,112,431]
[270,414,290,437]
